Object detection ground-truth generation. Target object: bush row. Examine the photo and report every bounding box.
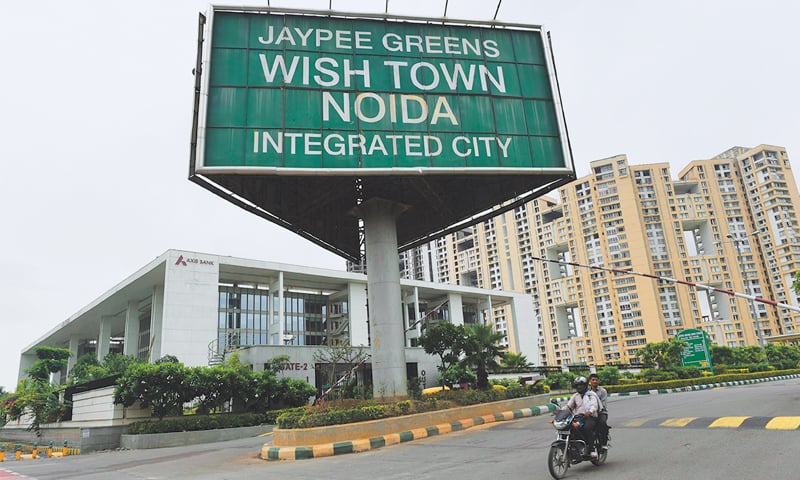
[603,368,800,394]
[126,409,298,434]
[276,383,542,429]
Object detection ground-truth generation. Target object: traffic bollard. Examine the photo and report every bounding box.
[32,441,38,460]
[63,440,68,456]
[48,441,53,458]
[15,444,21,461]
[0,443,5,462]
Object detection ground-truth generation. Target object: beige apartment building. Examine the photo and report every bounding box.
[400,145,800,366]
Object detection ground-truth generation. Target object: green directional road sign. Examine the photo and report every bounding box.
[677,328,714,374]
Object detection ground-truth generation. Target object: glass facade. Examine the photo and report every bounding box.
[217,285,349,349]
[218,286,270,349]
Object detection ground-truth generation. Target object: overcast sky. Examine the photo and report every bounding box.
[1,0,798,391]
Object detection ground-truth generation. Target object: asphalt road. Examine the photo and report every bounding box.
[4,377,799,479]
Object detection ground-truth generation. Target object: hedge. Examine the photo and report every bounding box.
[602,368,800,394]
[126,409,298,434]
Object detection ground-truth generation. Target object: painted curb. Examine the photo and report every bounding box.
[262,373,800,461]
[262,403,557,460]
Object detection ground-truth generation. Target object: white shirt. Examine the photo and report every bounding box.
[565,390,600,417]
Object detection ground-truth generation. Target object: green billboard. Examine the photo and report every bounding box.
[196,8,571,175]
[190,7,575,261]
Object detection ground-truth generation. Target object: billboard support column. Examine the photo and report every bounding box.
[359,197,410,400]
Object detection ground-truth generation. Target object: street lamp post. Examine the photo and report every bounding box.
[726,234,767,357]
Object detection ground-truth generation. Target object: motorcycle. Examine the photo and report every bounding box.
[547,399,609,479]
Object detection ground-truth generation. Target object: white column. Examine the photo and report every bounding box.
[349,282,370,347]
[67,335,80,375]
[413,287,422,340]
[149,285,164,362]
[97,316,112,362]
[123,301,140,357]
[448,293,464,326]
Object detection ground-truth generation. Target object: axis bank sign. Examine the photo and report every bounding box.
[174,255,215,267]
[196,8,568,174]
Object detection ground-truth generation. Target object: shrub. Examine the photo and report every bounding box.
[543,371,574,390]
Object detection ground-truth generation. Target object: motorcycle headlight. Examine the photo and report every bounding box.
[553,419,571,429]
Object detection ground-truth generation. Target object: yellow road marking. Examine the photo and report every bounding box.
[765,416,800,430]
[709,416,750,428]
[258,431,274,437]
[624,419,649,427]
[660,417,698,427]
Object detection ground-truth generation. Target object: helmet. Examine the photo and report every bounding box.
[573,376,588,394]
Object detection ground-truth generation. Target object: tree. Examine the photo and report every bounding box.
[24,346,72,382]
[597,366,621,385]
[499,352,532,372]
[765,344,800,370]
[68,353,104,384]
[419,322,465,389]
[791,271,800,295]
[264,354,292,375]
[312,342,369,400]
[732,345,766,365]
[637,338,687,369]
[460,323,506,390]
[114,362,193,419]
[69,352,141,385]
[710,345,735,367]
[6,346,72,436]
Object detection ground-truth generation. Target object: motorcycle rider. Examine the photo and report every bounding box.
[589,373,609,449]
[564,376,600,458]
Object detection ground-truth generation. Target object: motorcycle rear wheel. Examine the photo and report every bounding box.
[547,445,570,479]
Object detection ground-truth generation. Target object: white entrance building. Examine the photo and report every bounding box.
[19,249,537,390]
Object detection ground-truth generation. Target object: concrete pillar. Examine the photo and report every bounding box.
[448,293,464,326]
[359,197,409,400]
[123,301,140,357]
[67,335,79,376]
[402,293,410,347]
[97,316,112,362]
[149,285,164,362]
[413,287,422,340]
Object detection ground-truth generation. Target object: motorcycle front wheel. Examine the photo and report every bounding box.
[591,442,608,466]
[547,445,570,479]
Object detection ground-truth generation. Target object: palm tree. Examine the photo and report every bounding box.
[500,352,532,372]
[461,323,506,390]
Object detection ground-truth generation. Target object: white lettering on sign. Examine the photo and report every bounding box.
[256,27,499,57]
[381,33,500,57]
[258,27,374,50]
[383,60,505,93]
[322,92,457,126]
[234,21,535,166]
[258,54,371,88]
[253,131,510,159]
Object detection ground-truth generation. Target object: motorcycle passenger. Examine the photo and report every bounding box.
[564,376,600,458]
[589,373,609,450]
